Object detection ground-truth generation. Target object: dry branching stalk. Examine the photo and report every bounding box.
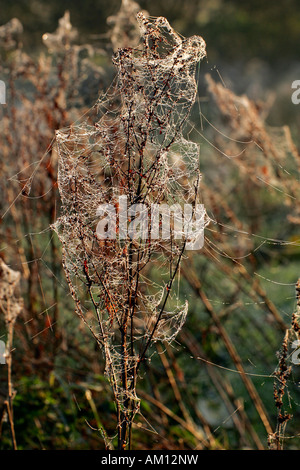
[269,279,300,450]
[53,12,209,449]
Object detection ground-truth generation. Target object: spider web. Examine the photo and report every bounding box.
[51,12,209,437]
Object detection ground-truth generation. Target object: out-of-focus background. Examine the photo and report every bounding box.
[2,0,300,126]
[0,0,300,450]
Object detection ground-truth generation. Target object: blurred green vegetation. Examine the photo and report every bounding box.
[1,0,300,63]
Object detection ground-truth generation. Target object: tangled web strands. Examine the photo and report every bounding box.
[53,13,208,417]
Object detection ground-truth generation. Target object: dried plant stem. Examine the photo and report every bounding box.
[5,319,17,450]
[138,390,207,448]
[54,12,208,449]
[182,259,273,437]
[179,329,265,450]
